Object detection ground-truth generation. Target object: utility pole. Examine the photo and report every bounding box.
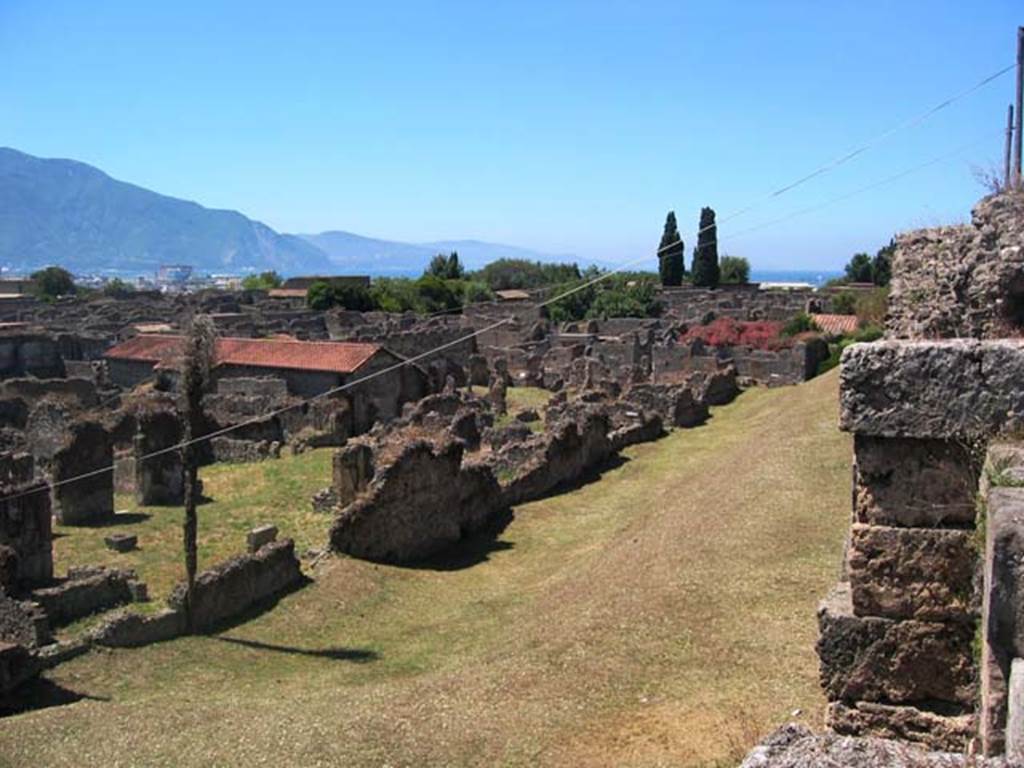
[1015,26,1023,186]
[1006,104,1015,190]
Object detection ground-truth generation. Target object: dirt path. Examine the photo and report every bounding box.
[0,371,850,767]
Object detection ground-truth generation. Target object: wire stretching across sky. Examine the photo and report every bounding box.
[5,62,1015,503]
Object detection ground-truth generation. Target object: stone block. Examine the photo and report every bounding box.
[817,583,975,706]
[246,524,277,553]
[984,488,1024,661]
[332,442,374,508]
[0,593,50,647]
[839,339,1024,438]
[1007,658,1024,764]
[0,641,36,695]
[853,435,978,527]
[847,524,975,622]
[826,700,974,753]
[104,532,137,552]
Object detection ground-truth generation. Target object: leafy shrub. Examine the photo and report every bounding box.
[31,266,76,301]
[719,256,750,284]
[472,259,581,291]
[831,291,856,315]
[102,278,134,298]
[241,271,282,290]
[854,288,888,329]
[781,312,818,337]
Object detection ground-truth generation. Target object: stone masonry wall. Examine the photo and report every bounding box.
[817,340,1024,751]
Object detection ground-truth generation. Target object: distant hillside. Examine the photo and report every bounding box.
[298,231,437,275]
[299,231,576,275]
[0,147,332,275]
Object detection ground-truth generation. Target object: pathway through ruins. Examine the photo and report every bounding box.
[1,371,851,767]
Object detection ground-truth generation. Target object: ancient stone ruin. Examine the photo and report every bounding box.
[805,191,1024,762]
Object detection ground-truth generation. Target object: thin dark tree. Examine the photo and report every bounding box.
[691,207,720,288]
[657,211,684,286]
[179,315,216,633]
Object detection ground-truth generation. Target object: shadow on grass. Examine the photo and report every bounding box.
[215,636,378,662]
[399,510,516,572]
[0,676,109,717]
[76,511,152,528]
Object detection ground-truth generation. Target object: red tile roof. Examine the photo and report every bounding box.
[105,335,382,375]
[811,313,860,336]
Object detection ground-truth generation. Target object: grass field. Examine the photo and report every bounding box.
[1,371,851,767]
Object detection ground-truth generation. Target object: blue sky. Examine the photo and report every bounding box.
[1,1,1021,271]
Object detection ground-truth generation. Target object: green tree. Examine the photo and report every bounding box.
[242,271,283,290]
[832,291,857,315]
[31,266,76,300]
[179,315,216,634]
[844,253,874,283]
[102,278,134,298]
[415,275,461,312]
[872,240,894,287]
[473,259,581,291]
[691,207,720,288]
[425,251,464,280]
[306,280,335,310]
[719,255,750,284]
[334,283,376,312]
[657,211,684,287]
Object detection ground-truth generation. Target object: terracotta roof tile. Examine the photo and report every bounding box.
[811,313,860,336]
[105,335,382,375]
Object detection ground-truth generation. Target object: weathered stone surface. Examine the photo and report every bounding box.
[740,723,1005,768]
[826,701,974,752]
[330,441,505,563]
[623,383,708,429]
[853,435,978,527]
[332,442,374,507]
[167,539,303,633]
[888,191,1024,341]
[133,409,184,506]
[500,411,614,507]
[89,607,185,648]
[1007,658,1024,764]
[847,524,975,622]
[29,567,136,627]
[839,340,1024,438]
[693,364,740,406]
[51,420,114,525]
[984,488,1024,661]
[817,583,975,706]
[103,533,137,552]
[0,593,50,647]
[246,524,277,553]
[0,641,36,695]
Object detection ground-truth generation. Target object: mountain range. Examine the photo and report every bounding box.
[0,147,572,276]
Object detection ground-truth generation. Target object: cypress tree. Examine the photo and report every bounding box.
[658,211,684,286]
[692,207,720,288]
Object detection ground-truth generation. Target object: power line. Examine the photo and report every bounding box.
[4,63,1014,503]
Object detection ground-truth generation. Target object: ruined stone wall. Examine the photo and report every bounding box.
[0,378,98,410]
[817,340,1023,751]
[50,421,114,526]
[0,334,65,379]
[887,193,1024,340]
[330,441,505,563]
[0,453,51,588]
[652,340,827,386]
[657,285,819,323]
[133,410,184,505]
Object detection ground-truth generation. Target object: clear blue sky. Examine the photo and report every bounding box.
[1,1,1021,271]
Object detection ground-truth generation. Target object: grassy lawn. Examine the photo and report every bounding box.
[52,449,335,601]
[3,372,850,767]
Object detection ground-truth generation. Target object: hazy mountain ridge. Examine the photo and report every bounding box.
[0,147,332,274]
[0,147,574,276]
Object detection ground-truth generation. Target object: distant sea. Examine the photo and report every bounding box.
[750,269,842,287]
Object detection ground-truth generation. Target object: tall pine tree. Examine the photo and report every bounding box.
[658,211,684,286]
[691,207,720,288]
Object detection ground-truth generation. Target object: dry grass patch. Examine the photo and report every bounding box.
[4,372,850,767]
